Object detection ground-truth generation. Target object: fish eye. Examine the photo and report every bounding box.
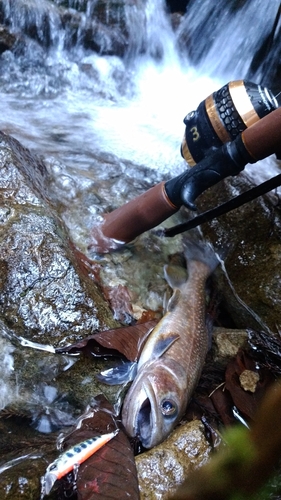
[160,399,177,417]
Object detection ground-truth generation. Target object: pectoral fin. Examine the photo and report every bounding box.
[167,289,181,312]
[96,361,137,385]
[164,264,187,289]
[150,333,180,360]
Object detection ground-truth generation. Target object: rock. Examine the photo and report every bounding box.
[0,25,17,53]
[0,0,146,57]
[62,0,146,57]
[213,326,248,359]
[136,420,212,500]
[193,171,281,334]
[166,1,190,14]
[0,0,62,49]
[0,412,59,500]
[0,131,118,345]
[239,369,260,393]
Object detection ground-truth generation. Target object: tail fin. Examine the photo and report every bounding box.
[182,238,219,274]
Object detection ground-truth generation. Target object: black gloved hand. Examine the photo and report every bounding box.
[165,134,255,210]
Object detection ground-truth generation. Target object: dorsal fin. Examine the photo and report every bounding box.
[167,289,181,312]
[164,264,187,289]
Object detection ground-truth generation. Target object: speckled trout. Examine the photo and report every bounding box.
[121,240,218,449]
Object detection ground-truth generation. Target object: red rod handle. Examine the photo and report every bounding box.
[89,181,178,252]
[242,106,281,160]
[90,107,281,253]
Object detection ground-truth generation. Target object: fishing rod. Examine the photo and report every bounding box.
[89,80,281,252]
[160,173,281,238]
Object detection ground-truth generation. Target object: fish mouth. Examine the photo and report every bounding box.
[122,378,158,449]
[137,397,153,446]
[122,365,182,449]
[135,378,161,449]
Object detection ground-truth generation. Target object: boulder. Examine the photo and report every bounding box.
[193,169,281,334]
[0,131,118,346]
[136,420,212,500]
[0,25,17,53]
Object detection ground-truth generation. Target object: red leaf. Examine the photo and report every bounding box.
[59,395,140,500]
[210,386,236,426]
[56,320,157,362]
[103,284,134,322]
[225,349,274,421]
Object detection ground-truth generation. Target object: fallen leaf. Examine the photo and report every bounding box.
[247,329,281,376]
[56,320,157,362]
[69,242,102,283]
[224,349,274,421]
[210,386,236,426]
[58,394,140,500]
[103,284,134,322]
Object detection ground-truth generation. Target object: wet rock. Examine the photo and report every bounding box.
[62,0,146,57]
[213,326,248,360]
[166,0,190,13]
[136,420,212,500]
[0,414,56,500]
[59,3,129,55]
[0,321,125,499]
[193,171,281,334]
[0,0,146,57]
[0,131,118,345]
[170,12,185,31]
[0,25,17,53]
[239,369,260,393]
[0,445,52,500]
[0,0,62,49]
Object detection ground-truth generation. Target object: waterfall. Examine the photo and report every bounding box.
[0,0,62,47]
[0,0,280,181]
[176,0,281,83]
[1,0,280,79]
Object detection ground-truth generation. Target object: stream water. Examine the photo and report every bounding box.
[0,0,280,243]
[0,0,281,497]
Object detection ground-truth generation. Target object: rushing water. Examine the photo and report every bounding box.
[0,0,280,172]
[0,0,280,246]
[0,0,281,496]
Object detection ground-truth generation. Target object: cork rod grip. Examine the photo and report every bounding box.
[242,107,281,160]
[93,182,178,248]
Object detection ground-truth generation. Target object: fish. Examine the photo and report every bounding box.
[121,240,218,449]
[42,429,119,496]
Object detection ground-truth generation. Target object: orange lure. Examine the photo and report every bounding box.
[42,429,119,496]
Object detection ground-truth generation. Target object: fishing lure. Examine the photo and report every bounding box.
[42,429,119,496]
